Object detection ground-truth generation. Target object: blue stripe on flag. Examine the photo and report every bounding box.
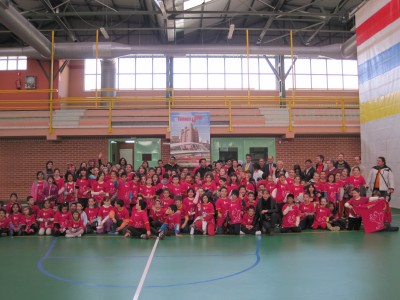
[358,42,400,84]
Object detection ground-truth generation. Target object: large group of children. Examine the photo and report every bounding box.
[0,153,398,239]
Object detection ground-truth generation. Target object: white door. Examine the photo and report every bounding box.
[119,149,133,165]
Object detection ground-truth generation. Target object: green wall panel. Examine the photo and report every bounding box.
[211,137,275,163]
[134,138,161,168]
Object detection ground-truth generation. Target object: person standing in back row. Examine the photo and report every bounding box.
[366,157,395,198]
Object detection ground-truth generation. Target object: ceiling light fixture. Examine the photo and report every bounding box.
[227,24,235,39]
[99,27,109,39]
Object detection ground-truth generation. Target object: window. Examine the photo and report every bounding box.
[219,147,238,162]
[173,55,276,90]
[83,56,358,91]
[84,56,167,91]
[285,58,358,90]
[249,147,268,163]
[0,56,27,71]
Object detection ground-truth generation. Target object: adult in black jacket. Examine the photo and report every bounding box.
[334,153,351,175]
[256,189,279,235]
[303,159,316,182]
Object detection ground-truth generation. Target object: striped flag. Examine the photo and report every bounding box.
[356,0,400,208]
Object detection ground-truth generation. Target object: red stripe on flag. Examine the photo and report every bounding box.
[356,0,400,46]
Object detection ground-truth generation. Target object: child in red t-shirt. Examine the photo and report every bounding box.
[85,197,99,234]
[312,197,331,230]
[37,200,55,236]
[66,211,85,238]
[21,206,37,235]
[240,206,261,235]
[215,187,230,234]
[158,204,182,239]
[124,200,152,239]
[9,203,23,236]
[0,209,10,237]
[26,196,40,219]
[5,192,22,215]
[345,188,371,231]
[280,194,301,233]
[191,193,215,236]
[299,193,315,230]
[227,189,244,235]
[53,203,71,236]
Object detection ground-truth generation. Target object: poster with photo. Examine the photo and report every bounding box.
[170,112,211,168]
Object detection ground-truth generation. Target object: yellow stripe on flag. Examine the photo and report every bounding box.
[360,92,400,123]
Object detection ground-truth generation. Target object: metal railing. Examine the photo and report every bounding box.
[0,89,359,134]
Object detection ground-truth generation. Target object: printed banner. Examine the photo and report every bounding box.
[353,199,388,233]
[170,112,211,168]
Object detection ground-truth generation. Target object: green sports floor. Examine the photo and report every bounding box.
[1,214,400,300]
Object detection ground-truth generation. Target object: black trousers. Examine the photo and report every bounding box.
[280,226,301,233]
[347,217,362,230]
[261,212,279,233]
[126,226,147,238]
[230,223,241,235]
[300,215,314,230]
[0,228,9,236]
[241,225,256,235]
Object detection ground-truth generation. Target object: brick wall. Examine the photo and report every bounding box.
[0,137,108,200]
[0,135,360,200]
[275,135,361,169]
[161,138,171,164]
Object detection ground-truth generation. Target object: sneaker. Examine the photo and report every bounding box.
[240,231,245,235]
[77,234,82,237]
[108,230,116,235]
[159,231,165,240]
[140,234,147,239]
[65,233,73,238]
[332,226,340,231]
[385,226,399,232]
[255,230,262,235]
[190,227,195,235]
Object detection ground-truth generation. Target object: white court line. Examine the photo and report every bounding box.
[133,237,160,300]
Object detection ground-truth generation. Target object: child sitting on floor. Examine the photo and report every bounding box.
[158,204,182,239]
[240,206,261,235]
[66,211,85,238]
[280,194,301,233]
[312,197,331,230]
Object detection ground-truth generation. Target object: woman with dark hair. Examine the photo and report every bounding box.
[256,189,279,235]
[137,165,147,177]
[141,161,150,172]
[119,157,127,169]
[44,160,54,178]
[304,183,319,203]
[293,164,305,181]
